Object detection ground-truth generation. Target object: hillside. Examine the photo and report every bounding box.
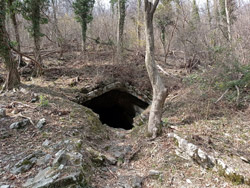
[0,50,249,188]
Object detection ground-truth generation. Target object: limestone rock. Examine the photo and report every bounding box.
[23,150,86,188]
[0,185,10,188]
[52,150,67,167]
[10,119,30,129]
[37,154,52,166]
[117,175,143,188]
[168,133,249,186]
[24,167,84,188]
[0,128,11,139]
[168,133,215,169]
[11,151,44,174]
[108,145,132,160]
[149,170,162,176]
[36,118,46,129]
[42,139,50,147]
[0,108,6,117]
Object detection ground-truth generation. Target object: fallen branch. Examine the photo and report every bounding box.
[12,112,35,126]
[157,64,176,78]
[235,85,240,105]
[11,47,43,71]
[215,89,229,104]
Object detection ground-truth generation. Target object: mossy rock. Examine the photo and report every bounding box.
[218,167,245,185]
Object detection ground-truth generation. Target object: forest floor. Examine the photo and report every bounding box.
[0,49,249,188]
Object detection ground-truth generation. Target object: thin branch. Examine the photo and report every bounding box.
[151,0,160,14]
[11,47,43,71]
[165,17,179,59]
[235,85,240,105]
[215,89,229,104]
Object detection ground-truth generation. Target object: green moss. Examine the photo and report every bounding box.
[75,142,83,151]
[21,159,32,166]
[86,147,105,167]
[85,108,103,134]
[218,167,244,185]
[245,179,250,186]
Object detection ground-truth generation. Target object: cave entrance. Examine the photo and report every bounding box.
[83,90,149,130]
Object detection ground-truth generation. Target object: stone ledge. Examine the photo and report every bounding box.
[168,133,250,186]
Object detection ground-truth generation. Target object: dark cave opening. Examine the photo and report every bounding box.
[83,90,149,130]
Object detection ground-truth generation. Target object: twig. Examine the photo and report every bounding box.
[215,89,229,104]
[107,167,118,179]
[157,65,176,78]
[235,85,240,105]
[11,47,43,71]
[9,101,36,109]
[12,112,35,126]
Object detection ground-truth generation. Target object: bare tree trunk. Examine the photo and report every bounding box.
[117,0,126,62]
[137,0,142,47]
[51,0,64,58]
[144,0,168,138]
[0,0,20,90]
[207,0,212,29]
[81,22,87,52]
[214,0,219,26]
[34,36,42,75]
[225,0,232,41]
[165,17,178,61]
[7,0,22,66]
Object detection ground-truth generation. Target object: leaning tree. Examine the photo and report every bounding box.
[144,0,168,138]
[73,0,95,51]
[0,0,20,90]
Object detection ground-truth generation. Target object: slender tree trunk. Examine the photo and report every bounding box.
[51,0,64,58]
[159,28,167,63]
[207,0,212,29]
[117,0,126,62]
[81,22,87,51]
[31,2,42,76]
[0,0,20,90]
[7,0,22,66]
[51,0,63,49]
[225,0,232,41]
[33,36,42,75]
[144,0,168,138]
[137,0,142,47]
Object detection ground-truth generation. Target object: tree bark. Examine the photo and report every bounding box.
[225,0,232,41]
[7,0,22,66]
[33,35,42,75]
[137,0,142,47]
[144,0,168,138]
[206,0,212,29]
[117,0,126,62]
[30,1,43,76]
[51,0,63,46]
[0,0,20,90]
[81,22,87,51]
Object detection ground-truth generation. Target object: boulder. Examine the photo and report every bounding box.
[23,167,84,188]
[23,150,86,188]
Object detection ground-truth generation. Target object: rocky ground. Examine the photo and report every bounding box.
[0,50,249,188]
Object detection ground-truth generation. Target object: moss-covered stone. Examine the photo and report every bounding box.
[218,167,245,185]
